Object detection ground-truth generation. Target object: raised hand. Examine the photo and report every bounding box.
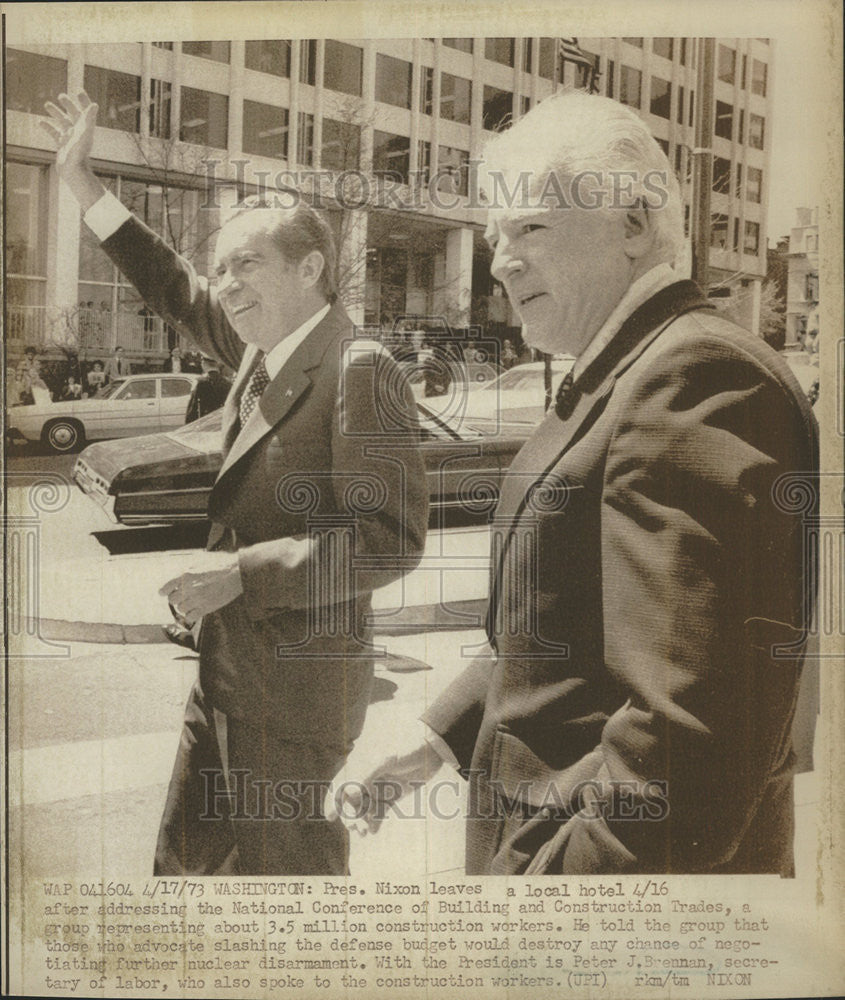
[40,91,106,211]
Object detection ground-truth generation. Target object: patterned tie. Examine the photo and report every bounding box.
[554,370,577,420]
[238,355,270,427]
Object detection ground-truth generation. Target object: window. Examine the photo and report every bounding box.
[652,37,673,60]
[440,73,472,124]
[437,145,469,197]
[161,377,193,397]
[538,38,557,78]
[6,163,49,345]
[300,40,317,85]
[620,66,642,109]
[735,162,743,192]
[746,166,762,203]
[680,38,689,66]
[751,59,767,97]
[83,66,141,133]
[443,38,473,53]
[245,40,290,77]
[710,213,729,249]
[520,95,530,116]
[324,40,363,96]
[741,54,747,89]
[243,101,289,159]
[419,66,434,114]
[182,41,230,63]
[737,108,745,143]
[623,37,643,47]
[485,38,515,66]
[297,112,314,166]
[650,77,671,118]
[715,100,733,140]
[748,113,765,149]
[712,156,732,195]
[6,49,67,113]
[149,79,171,139]
[606,58,615,98]
[153,42,173,50]
[322,118,360,171]
[676,84,685,124]
[744,220,760,254]
[483,85,513,131]
[375,53,412,108]
[688,88,695,126]
[180,87,228,147]
[656,138,669,157]
[673,144,685,179]
[733,218,740,251]
[717,45,735,84]
[373,130,411,185]
[116,379,156,400]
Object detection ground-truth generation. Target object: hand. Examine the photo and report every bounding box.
[329,741,442,836]
[159,552,243,626]
[40,91,105,211]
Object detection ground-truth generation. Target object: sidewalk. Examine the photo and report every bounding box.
[34,522,492,644]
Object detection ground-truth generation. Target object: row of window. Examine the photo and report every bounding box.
[712,158,764,202]
[164,36,589,76]
[717,45,768,96]
[712,214,761,255]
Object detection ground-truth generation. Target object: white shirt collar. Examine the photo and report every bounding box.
[263,303,331,380]
[571,263,676,380]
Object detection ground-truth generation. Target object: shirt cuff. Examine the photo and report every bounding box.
[422,722,460,769]
[83,192,132,242]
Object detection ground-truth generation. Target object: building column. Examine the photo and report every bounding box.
[443,226,474,326]
[338,208,368,326]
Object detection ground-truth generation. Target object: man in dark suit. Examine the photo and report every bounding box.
[44,91,428,875]
[184,355,231,423]
[348,91,817,876]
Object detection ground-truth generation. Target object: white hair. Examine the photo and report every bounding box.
[480,90,685,265]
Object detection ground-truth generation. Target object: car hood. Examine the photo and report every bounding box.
[77,430,223,487]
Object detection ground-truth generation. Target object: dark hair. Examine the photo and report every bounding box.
[227,195,338,301]
[24,345,37,356]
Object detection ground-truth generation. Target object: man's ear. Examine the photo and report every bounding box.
[622,202,654,260]
[298,250,326,289]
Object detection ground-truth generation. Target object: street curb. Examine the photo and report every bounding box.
[30,598,489,645]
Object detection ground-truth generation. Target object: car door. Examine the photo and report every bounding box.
[107,377,160,436]
[159,376,196,430]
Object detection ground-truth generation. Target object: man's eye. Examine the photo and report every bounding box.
[522,223,546,234]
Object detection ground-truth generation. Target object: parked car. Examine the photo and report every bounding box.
[7,373,202,453]
[460,357,576,424]
[72,403,533,526]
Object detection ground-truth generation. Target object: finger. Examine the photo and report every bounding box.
[43,101,70,126]
[57,92,82,122]
[77,91,93,110]
[40,119,63,142]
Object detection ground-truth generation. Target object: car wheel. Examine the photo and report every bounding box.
[43,419,86,453]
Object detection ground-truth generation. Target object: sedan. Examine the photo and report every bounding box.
[72,403,533,527]
[7,373,201,453]
[460,358,576,424]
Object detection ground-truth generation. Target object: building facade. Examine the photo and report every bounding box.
[785,206,820,345]
[5,36,774,367]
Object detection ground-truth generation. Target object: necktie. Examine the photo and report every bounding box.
[554,370,577,420]
[238,356,270,427]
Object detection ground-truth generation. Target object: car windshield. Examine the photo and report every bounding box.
[94,381,125,399]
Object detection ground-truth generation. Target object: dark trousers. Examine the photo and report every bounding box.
[155,682,353,875]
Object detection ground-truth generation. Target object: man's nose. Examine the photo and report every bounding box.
[490,238,521,284]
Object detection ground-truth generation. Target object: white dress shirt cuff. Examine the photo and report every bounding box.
[422,722,460,769]
[83,192,132,242]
